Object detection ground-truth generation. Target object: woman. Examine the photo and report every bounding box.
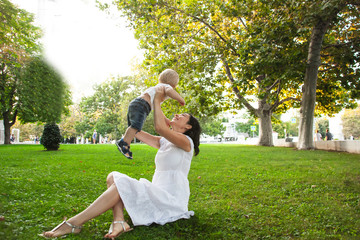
[40,86,201,239]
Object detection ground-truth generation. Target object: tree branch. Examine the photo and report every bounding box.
[266,79,280,91]
[10,109,18,127]
[237,17,248,31]
[322,38,360,50]
[255,74,265,84]
[271,97,301,111]
[161,2,240,57]
[259,79,280,105]
[222,58,257,114]
[269,80,283,110]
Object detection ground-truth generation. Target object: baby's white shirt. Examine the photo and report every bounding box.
[142,83,172,109]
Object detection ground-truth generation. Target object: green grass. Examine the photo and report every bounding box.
[0,144,359,240]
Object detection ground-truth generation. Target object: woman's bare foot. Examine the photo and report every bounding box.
[41,219,82,238]
[104,221,132,239]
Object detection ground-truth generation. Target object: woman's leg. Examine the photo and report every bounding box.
[106,173,125,221]
[104,173,131,238]
[43,183,121,238]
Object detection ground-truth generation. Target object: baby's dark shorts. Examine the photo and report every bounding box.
[127,97,151,131]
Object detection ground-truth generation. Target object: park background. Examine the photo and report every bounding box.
[1,0,360,239]
[1,0,359,149]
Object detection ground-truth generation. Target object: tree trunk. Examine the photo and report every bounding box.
[298,20,330,150]
[3,112,11,144]
[257,104,273,146]
[2,109,17,144]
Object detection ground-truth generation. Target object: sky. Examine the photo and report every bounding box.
[11,0,143,103]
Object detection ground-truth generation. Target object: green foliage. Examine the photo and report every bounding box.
[111,0,306,116]
[235,118,258,137]
[341,107,360,139]
[0,144,360,239]
[272,118,299,138]
[77,75,142,139]
[315,118,329,139]
[40,123,62,150]
[76,70,163,140]
[199,116,225,137]
[110,0,359,147]
[11,121,44,142]
[0,0,41,67]
[18,57,71,123]
[0,0,42,143]
[111,0,359,116]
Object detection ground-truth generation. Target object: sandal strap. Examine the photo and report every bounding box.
[64,220,82,233]
[113,220,127,232]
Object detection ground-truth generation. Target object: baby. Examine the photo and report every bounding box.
[116,69,185,159]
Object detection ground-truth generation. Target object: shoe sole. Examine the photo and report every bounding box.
[116,141,133,159]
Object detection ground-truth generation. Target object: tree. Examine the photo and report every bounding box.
[59,105,82,141]
[298,0,360,149]
[108,0,359,147]
[40,123,62,150]
[0,0,41,144]
[17,57,71,123]
[1,56,71,144]
[315,118,329,139]
[341,107,360,139]
[235,116,258,137]
[272,119,299,138]
[11,120,44,142]
[77,75,144,140]
[200,115,225,137]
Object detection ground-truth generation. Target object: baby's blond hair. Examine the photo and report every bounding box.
[159,69,179,88]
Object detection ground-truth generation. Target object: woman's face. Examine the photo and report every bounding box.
[171,113,191,132]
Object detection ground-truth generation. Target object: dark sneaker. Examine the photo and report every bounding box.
[116,138,133,159]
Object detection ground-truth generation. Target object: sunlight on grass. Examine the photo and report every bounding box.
[0,144,359,239]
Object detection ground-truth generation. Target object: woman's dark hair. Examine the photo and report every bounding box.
[184,114,201,156]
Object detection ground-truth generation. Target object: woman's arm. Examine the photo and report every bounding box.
[153,87,191,152]
[135,130,161,149]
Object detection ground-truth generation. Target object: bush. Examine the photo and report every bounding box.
[40,123,62,150]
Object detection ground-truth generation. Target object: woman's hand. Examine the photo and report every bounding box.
[154,86,166,103]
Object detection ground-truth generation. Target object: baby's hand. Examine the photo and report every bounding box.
[165,118,171,127]
[178,98,185,106]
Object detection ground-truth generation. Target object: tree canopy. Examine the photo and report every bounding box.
[17,57,71,123]
[107,0,359,147]
[76,74,151,140]
[1,1,71,144]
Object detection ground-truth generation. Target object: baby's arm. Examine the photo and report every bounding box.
[165,87,185,106]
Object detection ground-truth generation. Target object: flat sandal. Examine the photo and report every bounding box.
[38,217,82,238]
[106,220,133,238]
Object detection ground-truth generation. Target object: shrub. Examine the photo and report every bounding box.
[40,123,62,150]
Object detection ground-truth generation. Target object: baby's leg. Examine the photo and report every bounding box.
[123,127,138,145]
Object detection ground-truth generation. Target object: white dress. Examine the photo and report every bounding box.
[112,136,194,226]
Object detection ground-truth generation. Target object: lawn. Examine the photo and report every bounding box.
[0,143,359,239]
